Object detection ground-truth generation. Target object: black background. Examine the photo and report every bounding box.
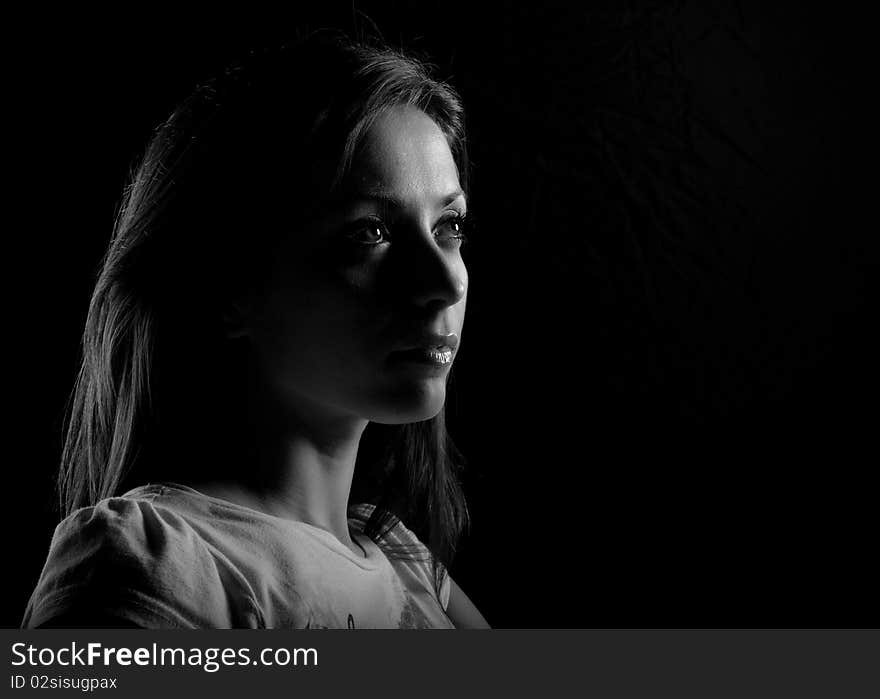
[7,1,877,628]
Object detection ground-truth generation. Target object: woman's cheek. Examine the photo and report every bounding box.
[336,264,374,294]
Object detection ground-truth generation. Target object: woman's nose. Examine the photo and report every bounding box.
[394,230,467,311]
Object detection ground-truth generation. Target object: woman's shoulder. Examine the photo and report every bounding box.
[22,491,262,629]
[44,488,218,578]
[49,489,200,554]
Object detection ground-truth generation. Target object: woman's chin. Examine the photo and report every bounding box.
[368,379,447,424]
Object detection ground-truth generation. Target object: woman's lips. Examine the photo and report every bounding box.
[387,331,458,369]
[391,331,459,353]
[390,346,455,366]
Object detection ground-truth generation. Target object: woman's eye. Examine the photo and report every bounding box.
[344,214,468,248]
[435,214,469,245]
[346,220,389,246]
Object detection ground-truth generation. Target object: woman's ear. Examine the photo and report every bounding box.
[221,297,254,340]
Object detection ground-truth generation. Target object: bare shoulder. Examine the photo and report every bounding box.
[446,577,491,629]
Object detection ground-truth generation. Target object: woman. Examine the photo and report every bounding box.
[22,31,489,629]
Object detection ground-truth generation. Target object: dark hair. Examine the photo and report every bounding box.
[58,30,470,592]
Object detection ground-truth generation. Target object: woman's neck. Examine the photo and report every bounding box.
[189,385,370,556]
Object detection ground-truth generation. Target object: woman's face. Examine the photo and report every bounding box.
[244,105,468,426]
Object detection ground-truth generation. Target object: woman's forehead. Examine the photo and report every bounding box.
[347,106,463,204]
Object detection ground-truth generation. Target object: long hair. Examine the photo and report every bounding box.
[58,30,470,591]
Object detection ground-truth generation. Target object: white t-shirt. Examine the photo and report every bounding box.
[22,483,453,629]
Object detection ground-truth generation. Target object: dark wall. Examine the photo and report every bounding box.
[8,2,876,627]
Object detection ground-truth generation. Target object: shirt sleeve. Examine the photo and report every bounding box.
[21,497,259,629]
[347,502,453,622]
[385,516,452,611]
[439,567,451,611]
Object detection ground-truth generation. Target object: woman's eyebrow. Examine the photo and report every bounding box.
[351,189,466,209]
